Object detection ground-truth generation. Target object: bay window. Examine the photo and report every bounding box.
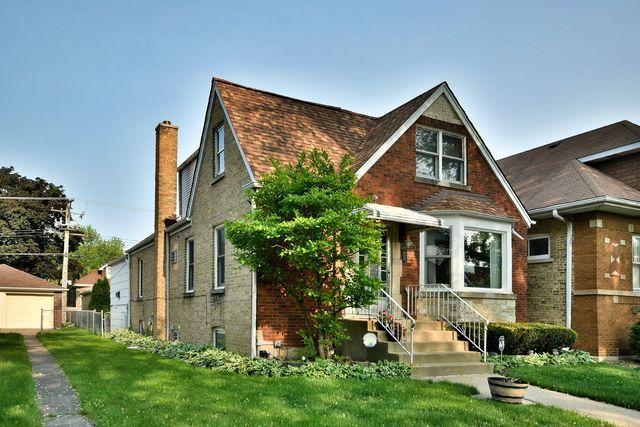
[416,127,466,184]
[464,230,503,289]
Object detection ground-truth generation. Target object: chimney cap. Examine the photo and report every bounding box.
[156,120,179,130]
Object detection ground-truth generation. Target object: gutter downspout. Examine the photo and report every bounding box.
[552,209,573,328]
[165,230,171,340]
[250,198,257,358]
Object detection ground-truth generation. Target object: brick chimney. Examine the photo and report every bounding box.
[154,120,178,339]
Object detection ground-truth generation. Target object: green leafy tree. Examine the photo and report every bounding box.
[88,277,110,312]
[0,166,82,282]
[74,226,124,275]
[227,150,384,358]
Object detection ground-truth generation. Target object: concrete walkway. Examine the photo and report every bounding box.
[430,374,640,426]
[21,331,93,427]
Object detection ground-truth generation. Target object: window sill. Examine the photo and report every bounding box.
[211,288,225,295]
[212,172,225,185]
[528,257,553,264]
[415,176,470,191]
[134,297,143,302]
[456,290,516,300]
[183,291,195,298]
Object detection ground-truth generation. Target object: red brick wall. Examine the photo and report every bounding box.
[572,212,640,356]
[257,281,305,346]
[592,154,640,191]
[356,116,529,320]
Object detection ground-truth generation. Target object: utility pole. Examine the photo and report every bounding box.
[52,200,73,311]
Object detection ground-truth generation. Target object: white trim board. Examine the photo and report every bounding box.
[185,82,257,218]
[579,140,640,163]
[355,83,532,228]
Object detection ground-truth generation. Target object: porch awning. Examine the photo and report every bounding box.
[364,203,443,228]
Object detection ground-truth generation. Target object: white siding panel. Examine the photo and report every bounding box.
[107,258,130,330]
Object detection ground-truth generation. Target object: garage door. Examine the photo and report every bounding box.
[5,294,54,329]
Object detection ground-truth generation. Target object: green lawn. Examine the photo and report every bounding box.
[37,328,607,426]
[0,333,42,426]
[508,363,640,411]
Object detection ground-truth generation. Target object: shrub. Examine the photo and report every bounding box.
[109,329,411,379]
[487,322,577,355]
[488,349,594,373]
[630,321,640,356]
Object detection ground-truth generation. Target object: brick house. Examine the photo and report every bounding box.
[127,78,531,370]
[499,121,640,358]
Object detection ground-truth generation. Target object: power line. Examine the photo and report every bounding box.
[76,198,152,212]
[0,196,72,201]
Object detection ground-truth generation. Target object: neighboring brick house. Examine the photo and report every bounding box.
[499,121,640,358]
[127,78,531,361]
[68,267,105,309]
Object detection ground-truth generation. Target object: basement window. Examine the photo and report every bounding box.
[212,327,226,350]
[416,126,466,184]
[528,235,551,262]
[633,236,640,290]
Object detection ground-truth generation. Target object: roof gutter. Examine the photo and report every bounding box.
[529,196,640,218]
[0,287,67,292]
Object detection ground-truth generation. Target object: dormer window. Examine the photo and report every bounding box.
[416,126,466,184]
[214,125,225,177]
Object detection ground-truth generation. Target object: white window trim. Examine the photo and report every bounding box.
[633,235,640,290]
[214,225,226,290]
[416,125,467,185]
[214,125,225,177]
[185,238,195,293]
[528,234,551,262]
[137,259,143,298]
[420,215,512,294]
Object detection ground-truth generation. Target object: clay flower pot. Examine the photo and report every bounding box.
[487,376,529,404]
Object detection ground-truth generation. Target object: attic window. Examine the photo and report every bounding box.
[416,126,466,184]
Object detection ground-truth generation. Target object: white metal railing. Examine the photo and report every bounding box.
[406,284,488,362]
[345,289,415,363]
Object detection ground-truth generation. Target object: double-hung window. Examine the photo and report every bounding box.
[423,229,451,285]
[214,125,225,177]
[186,238,195,293]
[137,259,143,298]
[214,226,226,290]
[416,127,466,184]
[528,235,551,261]
[633,236,640,290]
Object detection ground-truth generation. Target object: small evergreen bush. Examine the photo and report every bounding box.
[487,322,577,355]
[630,321,640,357]
[88,277,110,312]
[110,329,411,379]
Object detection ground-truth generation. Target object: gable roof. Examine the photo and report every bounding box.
[75,269,103,286]
[186,78,532,226]
[0,264,61,290]
[498,121,640,213]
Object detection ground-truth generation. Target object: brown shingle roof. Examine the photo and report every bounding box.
[215,78,443,178]
[498,121,640,211]
[415,190,511,219]
[0,264,60,289]
[75,269,103,286]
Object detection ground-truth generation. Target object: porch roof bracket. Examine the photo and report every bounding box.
[363,203,444,228]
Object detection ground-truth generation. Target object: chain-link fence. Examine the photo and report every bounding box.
[41,309,111,338]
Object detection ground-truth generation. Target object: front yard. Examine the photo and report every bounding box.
[0,333,41,426]
[508,362,640,411]
[36,328,607,426]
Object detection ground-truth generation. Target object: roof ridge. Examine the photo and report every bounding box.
[620,120,640,139]
[570,159,599,198]
[499,120,636,163]
[213,77,376,119]
[574,159,640,198]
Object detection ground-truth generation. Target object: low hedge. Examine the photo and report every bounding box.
[487,322,577,355]
[488,349,594,373]
[631,321,640,356]
[110,329,411,379]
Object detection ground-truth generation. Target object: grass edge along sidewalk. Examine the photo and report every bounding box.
[0,333,42,426]
[508,362,640,411]
[37,328,608,426]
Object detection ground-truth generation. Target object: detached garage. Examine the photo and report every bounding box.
[0,264,65,330]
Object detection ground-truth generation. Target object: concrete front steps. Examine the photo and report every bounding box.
[376,319,492,377]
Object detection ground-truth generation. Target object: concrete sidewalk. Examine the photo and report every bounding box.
[21,331,93,427]
[429,374,640,426]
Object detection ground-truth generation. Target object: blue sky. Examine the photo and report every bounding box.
[1,1,639,247]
